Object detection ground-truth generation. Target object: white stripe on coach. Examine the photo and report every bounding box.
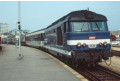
[67,39,110,45]
[44,45,71,56]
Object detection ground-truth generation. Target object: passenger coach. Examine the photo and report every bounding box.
[26,29,45,48]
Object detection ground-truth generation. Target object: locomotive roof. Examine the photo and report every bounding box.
[47,10,107,28]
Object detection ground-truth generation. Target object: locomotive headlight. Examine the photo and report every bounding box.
[76,42,81,48]
[103,41,107,46]
[83,43,86,47]
[99,42,102,47]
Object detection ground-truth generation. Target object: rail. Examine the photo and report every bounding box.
[74,65,120,81]
[111,50,120,56]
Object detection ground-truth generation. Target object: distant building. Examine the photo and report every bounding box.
[0,23,10,34]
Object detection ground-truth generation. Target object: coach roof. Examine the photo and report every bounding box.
[26,28,45,36]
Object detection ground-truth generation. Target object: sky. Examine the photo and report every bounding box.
[0,1,120,32]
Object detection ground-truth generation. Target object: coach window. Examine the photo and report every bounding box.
[41,34,43,40]
[36,34,38,38]
[53,29,55,33]
[39,34,40,37]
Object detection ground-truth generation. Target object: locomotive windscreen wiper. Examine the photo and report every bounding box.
[81,23,85,31]
[81,22,90,31]
[94,22,100,31]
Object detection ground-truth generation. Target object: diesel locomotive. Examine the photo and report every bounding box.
[26,10,112,67]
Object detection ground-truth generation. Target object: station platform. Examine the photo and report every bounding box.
[0,44,83,81]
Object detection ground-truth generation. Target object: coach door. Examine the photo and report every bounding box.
[57,27,63,45]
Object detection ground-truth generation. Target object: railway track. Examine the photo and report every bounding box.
[56,55,120,81]
[56,56,120,81]
[112,45,120,48]
[111,50,120,56]
[74,65,120,81]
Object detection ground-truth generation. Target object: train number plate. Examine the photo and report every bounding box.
[88,44,97,48]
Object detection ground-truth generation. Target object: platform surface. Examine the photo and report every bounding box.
[0,44,80,81]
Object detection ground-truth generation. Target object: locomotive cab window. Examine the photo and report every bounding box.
[71,22,107,32]
[63,22,68,33]
[71,22,90,32]
[91,22,106,31]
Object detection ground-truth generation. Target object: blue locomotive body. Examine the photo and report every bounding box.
[26,10,112,67]
[66,32,111,51]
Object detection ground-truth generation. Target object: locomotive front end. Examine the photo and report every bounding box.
[66,10,112,67]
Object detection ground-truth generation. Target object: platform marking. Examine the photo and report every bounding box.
[41,51,88,81]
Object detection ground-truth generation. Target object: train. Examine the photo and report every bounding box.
[1,35,26,46]
[1,37,14,44]
[25,10,112,67]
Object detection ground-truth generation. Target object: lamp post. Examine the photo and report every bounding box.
[18,1,21,57]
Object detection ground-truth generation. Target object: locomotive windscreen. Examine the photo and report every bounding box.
[71,21,108,32]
